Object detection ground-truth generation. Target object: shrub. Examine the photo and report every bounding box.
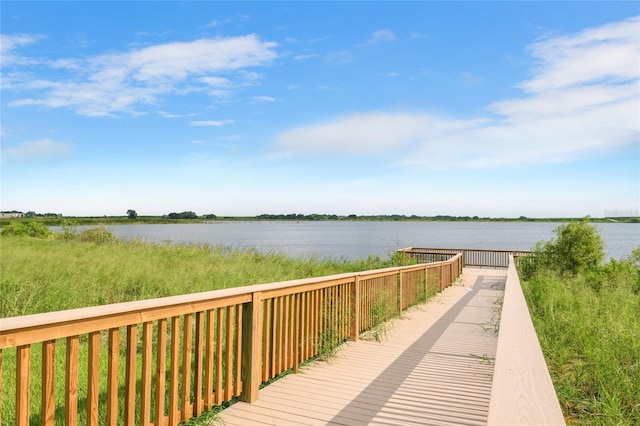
[0,221,52,238]
[531,218,605,276]
[76,225,117,244]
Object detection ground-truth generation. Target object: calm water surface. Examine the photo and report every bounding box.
[101,222,639,261]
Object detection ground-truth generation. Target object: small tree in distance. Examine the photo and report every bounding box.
[127,209,138,220]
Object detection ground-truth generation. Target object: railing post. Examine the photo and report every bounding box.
[350,277,360,341]
[397,271,403,314]
[424,263,429,296]
[241,291,263,402]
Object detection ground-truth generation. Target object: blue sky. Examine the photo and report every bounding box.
[1,2,638,217]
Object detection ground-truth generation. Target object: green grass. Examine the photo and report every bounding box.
[0,235,394,318]
[0,233,402,424]
[521,261,640,425]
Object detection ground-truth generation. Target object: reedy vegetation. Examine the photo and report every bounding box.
[519,220,640,425]
[0,223,409,424]
[1,222,400,317]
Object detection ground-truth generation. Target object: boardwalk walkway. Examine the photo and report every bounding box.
[220,267,507,426]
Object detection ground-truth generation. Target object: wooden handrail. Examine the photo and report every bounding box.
[0,253,464,425]
[487,255,565,425]
[399,247,534,268]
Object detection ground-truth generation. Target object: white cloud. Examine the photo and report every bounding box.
[252,95,277,102]
[293,53,320,61]
[275,16,640,170]
[276,112,478,155]
[4,34,278,116]
[189,119,234,126]
[521,16,639,93]
[199,76,232,87]
[3,139,72,161]
[365,29,395,45]
[0,34,41,66]
[158,111,196,118]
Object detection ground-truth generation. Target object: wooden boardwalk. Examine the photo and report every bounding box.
[220,267,507,426]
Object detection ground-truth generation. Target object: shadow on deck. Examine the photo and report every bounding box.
[220,268,507,426]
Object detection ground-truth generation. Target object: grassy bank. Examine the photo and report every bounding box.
[519,222,640,424]
[1,230,406,424]
[1,234,396,318]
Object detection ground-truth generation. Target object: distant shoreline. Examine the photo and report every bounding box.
[1,214,638,227]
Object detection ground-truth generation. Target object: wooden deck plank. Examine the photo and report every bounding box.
[220,267,506,425]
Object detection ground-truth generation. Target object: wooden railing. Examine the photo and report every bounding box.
[487,255,565,425]
[0,254,463,425]
[400,247,534,268]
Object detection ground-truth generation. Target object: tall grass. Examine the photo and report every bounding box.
[0,235,393,318]
[521,257,640,424]
[1,232,401,424]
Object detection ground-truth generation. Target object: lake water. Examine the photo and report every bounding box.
[96,221,639,261]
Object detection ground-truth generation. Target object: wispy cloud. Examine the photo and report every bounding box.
[0,34,41,66]
[2,138,72,161]
[293,53,320,61]
[158,111,196,118]
[364,29,395,45]
[4,35,278,116]
[276,16,639,169]
[276,112,466,155]
[205,19,232,28]
[408,31,430,40]
[189,119,234,127]
[325,49,353,64]
[252,95,277,102]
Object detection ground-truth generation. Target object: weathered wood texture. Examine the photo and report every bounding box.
[487,257,565,425]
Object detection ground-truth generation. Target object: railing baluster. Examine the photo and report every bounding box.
[124,325,137,426]
[262,300,270,382]
[141,322,152,425]
[155,319,168,424]
[225,306,233,401]
[235,304,243,397]
[106,328,119,426]
[194,312,204,416]
[181,314,193,421]
[215,309,223,404]
[205,310,215,408]
[169,317,180,426]
[16,345,30,426]
[275,297,283,375]
[240,291,262,403]
[88,331,101,426]
[140,322,153,426]
[293,294,300,372]
[284,295,290,370]
[66,336,79,426]
[41,340,55,425]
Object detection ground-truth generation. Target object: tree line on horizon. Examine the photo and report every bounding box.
[2,210,639,224]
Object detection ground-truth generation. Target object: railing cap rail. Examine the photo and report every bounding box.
[487,255,564,425]
[400,247,532,254]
